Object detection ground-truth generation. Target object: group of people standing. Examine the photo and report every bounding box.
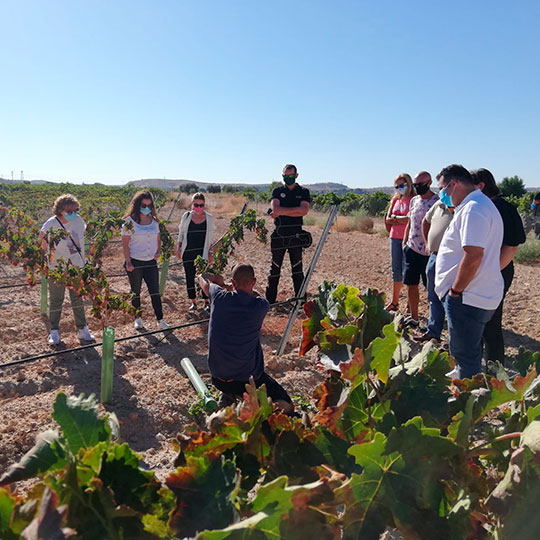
[40,164,311,348]
[385,164,526,378]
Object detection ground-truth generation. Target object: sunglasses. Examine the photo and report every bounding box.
[395,183,406,189]
[140,203,153,209]
[193,203,205,208]
[282,174,296,180]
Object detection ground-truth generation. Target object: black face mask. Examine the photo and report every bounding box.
[414,183,430,195]
[283,174,296,186]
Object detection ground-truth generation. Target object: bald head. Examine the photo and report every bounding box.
[414,171,431,184]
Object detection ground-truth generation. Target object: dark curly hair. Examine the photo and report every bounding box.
[124,190,158,223]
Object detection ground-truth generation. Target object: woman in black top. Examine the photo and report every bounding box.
[176,193,215,311]
[471,169,526,367]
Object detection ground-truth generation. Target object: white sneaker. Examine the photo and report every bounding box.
[77,326,94,341]
[446,367,459,379]
[158,319,170,330]
[134,318,143,330]
[48,329,60,345]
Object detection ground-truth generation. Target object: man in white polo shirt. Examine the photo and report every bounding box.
[435,164,504,378]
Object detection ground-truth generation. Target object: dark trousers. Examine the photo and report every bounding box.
[265,231,304,304]
[482,263,514,364]
[182,254,207,300]
[126,258,163,320]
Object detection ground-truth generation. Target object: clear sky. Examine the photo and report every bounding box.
[1,0,539,188]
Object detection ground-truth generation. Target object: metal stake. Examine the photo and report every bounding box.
[276,204,339,356]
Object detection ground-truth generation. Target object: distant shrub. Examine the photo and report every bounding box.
[311,191,390,217]
[515,237,540,264]
[207,184,222,193]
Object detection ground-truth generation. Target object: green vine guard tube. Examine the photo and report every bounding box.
[100,327,115,404]
[159,258,170,296]
[40,275,48,317]
[180,357,217,411]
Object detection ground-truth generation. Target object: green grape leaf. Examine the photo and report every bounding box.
[52,393,110,455]
[0,430,66,486]
[365,322,400,383]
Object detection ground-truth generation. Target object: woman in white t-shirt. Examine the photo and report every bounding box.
[122,190,169,330]
[39,194,94,345]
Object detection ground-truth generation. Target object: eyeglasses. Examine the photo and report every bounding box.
[140,203,153,209]
[282,174,296,180]
[395,183,406,189]
[193,203,205,208]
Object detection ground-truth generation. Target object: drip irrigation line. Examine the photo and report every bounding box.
[0,297,302,369]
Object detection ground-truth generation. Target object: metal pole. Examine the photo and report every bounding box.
[180,357,217,411]
[276,204,339,356]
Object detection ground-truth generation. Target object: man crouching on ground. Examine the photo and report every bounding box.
[198,264,294,415]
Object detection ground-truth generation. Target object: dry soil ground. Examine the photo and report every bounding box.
[1,199,539,486]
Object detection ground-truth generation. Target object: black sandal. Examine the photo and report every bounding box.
[385,302,399,312]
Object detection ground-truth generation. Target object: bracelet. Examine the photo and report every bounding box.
[450,287,463,296]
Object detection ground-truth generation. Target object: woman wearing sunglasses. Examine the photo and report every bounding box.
[176,192,215,311]
[122,190,169,330]
[384,174,415,312]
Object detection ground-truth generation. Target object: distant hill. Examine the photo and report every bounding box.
[127,178,395,194]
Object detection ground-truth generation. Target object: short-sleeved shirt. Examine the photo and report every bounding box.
[435,189,504,310]
[388,196,411,240]
[492,196,526,272]
[208,284,270,380]
[406,193,439,256]
[121,217,160,261]
[424,201,454,254]
[40,215,86,268]
[270,184,311,234]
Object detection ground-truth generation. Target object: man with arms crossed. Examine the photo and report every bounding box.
[435,164,504,379]
[199,264,294,414]
[266,164,310,304]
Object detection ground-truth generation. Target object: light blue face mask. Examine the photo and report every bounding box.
[65,211,78,221]
[396,186,408,196]
[140,207,152,215]
[439,188,453,208]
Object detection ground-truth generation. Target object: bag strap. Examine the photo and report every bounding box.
[55,217,85,263]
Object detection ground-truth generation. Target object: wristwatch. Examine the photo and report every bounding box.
[450,287,463,297]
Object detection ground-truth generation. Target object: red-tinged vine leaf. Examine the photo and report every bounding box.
[0,430,66,486]
[365,322,400,384]
[20,488,75,540]
[482,369,538,416]
[313,375,347,411]
[52,393,110,455]
[166,455,238,538]
[238,379,274,424]
[267,412,293,432]
[340,347,366,386]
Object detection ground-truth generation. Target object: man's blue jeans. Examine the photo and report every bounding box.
[444,294,496,378]
[426,253,445,338]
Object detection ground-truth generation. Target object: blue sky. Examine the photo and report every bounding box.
[1,0,538,188]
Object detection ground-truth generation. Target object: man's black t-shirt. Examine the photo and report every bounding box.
[270,184,311,234]
[492,196,526,271]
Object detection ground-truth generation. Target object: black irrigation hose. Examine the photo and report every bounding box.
[0,297,302,370]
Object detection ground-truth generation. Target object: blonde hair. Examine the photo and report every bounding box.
[393,173,414,198]
[192,192,206,203]
[53,194,80,216]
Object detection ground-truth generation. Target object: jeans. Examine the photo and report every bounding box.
[265,231,304,304]
[482,263,514,363]
[444,294,495,378]
[426,253,445,338]
[126,258,163,320]
[390,238,404,282]
[48,279,87,330]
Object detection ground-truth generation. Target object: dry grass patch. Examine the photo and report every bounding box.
[334,214,374,233]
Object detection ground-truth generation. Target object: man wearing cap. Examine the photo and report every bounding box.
[265,164,311,304]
